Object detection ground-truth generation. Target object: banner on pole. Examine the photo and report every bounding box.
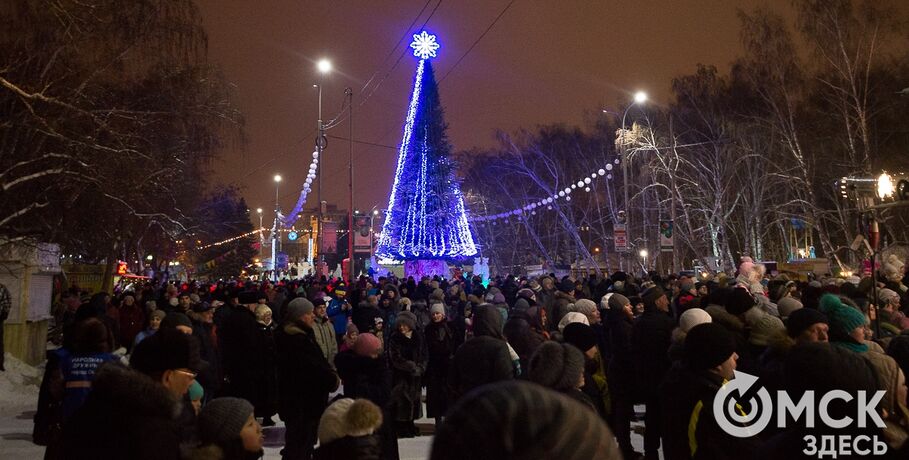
[321,221,338,254]
[660,220,674,252]
[354,216,371,253]
[614,224,628,252]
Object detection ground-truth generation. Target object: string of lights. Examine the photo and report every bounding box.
[470,159,620,223]
[283,150,320,228]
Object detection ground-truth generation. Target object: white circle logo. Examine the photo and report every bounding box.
[713,370,774,438]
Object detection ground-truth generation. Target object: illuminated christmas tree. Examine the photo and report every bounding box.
[375,31,478,262]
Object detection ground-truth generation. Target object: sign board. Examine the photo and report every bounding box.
[660,220,674,252]
[613,224,628,252]
[321,221,338,254]
[354,216,371,253]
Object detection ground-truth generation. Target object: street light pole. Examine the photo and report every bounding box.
[346,87,354,284]
[315,59,331,279]
[620,91,647,272]
[273,175,282,282]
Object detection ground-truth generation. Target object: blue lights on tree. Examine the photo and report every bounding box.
[376,31,478,261]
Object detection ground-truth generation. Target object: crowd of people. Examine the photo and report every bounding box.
[27,253,909,459]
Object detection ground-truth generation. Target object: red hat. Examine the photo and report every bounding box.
[353,333,382,357]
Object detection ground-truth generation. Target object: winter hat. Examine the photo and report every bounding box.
[777,297,803,319]
[431,380,621,460]
[189,293,201,304]
[130,329,202,375]
[318,398,383,445]
[878,288,900,305]
[642,287,666,310]
[399,297,413,311]
[346,323,359,335]
[517,288,535,300]
[492,292,507,305]
[572,299,597,317]
[197,397,254,446]
[684,323,737,371]
[285,297,314,321]
[528,342,585,392]
[188,380,204,402]
[745,309,786,347]
[563,323,598,353]
[844,276,861,286]
[192,301,213,313]
[353,333,382,357]
[818,294,867,338]
[882,254,905,282]
[149,309,167,321]
[558,278,576,294]
[725,287,757,316]
[430,288,445,302]
[558,312,590,333]
[430,303,446,316]
[606,293,630,311]
[786,308,829,338]
[679,308,712,333]
[396,311,417,330]
[159,312,192,332]
[739,256,755,277]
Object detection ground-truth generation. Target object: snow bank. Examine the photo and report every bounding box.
[0,353,41,410]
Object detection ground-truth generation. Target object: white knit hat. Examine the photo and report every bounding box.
[557,312,589,333]
[679,308,712,333]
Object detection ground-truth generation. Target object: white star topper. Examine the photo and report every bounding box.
[410,31,440,59]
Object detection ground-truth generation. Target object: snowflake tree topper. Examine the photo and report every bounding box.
[410,31,440,59]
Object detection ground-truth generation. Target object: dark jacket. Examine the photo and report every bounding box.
[631,308,675,396]
[314,435,382,460]
[424,320,454,417]
[62,363,182,460]
[251,321,278,418]
[333,351,399,460]
[448,336,514,404]
[274,321,339,422]
[218,305,260,400]
[552,291,577,330]
[386,330,426,422]
[606,308,636,399]
[503,312,545,375]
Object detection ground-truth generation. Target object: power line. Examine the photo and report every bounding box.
[438,0,518,85]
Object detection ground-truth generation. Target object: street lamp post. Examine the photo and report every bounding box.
[256,208,263,229]
[315,59,331,278]
[370,207,380,258]
[639,248,649,275]
[620,91,647,272]
[346,87,354,284]
[273,174,282,282]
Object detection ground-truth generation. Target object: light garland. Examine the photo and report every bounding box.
[196,228,266,250]
[284,150,320,228]
[471,160,619,223]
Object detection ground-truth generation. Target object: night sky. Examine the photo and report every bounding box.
[196,0,795,223]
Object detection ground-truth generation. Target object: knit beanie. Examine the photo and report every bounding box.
[572,299,597,317]
[642,287,666,310]
[818,294,867,338]
[745,309,786,347]
[188,380,204,402]
[785,308,828,338]
[557,312,590,333]
[517,288,535,300]
[679,308,712,333]
[150,309,167,321]
[430,303,446,316]
[558,278,576,294]
[431,381,621,460]
[878,288,900,305]
[396,311,417,330]
[160,312,192,331]
[318,398,383,445]
[431,288,445,302]
[528,342,585,392]
[684,323,737,371]
[777,296,803,319]
[285,297,314,322]
[606,293,630,311]
[353,333,382,357]
[562,323,598,353]
[197,397,254,445]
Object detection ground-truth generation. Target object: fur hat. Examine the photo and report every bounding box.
[679,308,712,333]
[684,323,736,371]
[396,311,417,330]
[353,333,382,357]
[197,397,254,446]
[430,288,445,302]
[430,303,446,316]
[318,398,383,445]
[528,342,585,392]
[285,297,314,322]
[725,287,757,316]
[562,323,597,353]
[606,293,630,311]
[149,309,167,321]
[882,254,905,282]
[130,330,201,375]
[777,296,804,319]
[786,308,828,338]
[558,278,576,294]
[745,309,786,347]
[558,312,590,333]
[819,294,867,338]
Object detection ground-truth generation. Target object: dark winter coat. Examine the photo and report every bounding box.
[353,303,382,335]
[314,435,382,460]
[660,365,758,460]
[62,363,182,460]
[448,336,514,404]
[631,308,675,397]
[251,321,278,418]
[218,305,260,400]
[606,308,637,400]
[503,313,545,375]
[424,320,454,417]
[386,330,427,422]
[274,321,339,422]
[118,303,145,351]
[333,351,399,460]
[552,291,577,330]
